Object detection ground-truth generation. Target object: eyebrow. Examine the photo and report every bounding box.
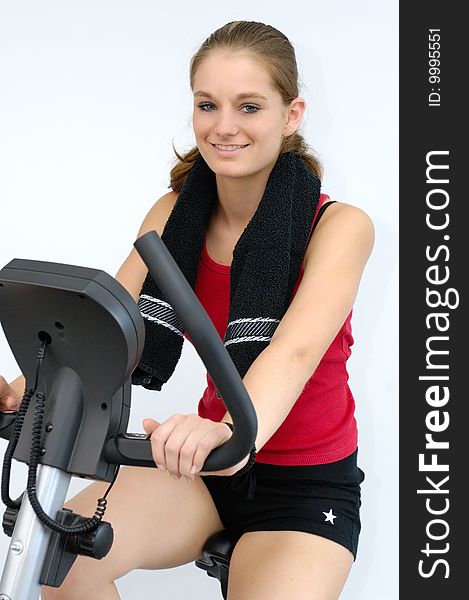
[194,91,268,101]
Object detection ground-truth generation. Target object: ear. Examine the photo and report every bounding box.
[283,97,306,136]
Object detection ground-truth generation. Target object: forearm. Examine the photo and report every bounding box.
[222,341,317,452]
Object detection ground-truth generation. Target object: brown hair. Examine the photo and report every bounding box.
[169,20,322,192]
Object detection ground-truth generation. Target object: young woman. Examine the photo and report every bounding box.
[1,20,374,600]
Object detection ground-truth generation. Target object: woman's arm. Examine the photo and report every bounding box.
[115,191,178,302]
[222,202,375,451]
[143,202,374,480]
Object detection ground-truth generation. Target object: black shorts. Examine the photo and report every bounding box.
[201,449,365,560]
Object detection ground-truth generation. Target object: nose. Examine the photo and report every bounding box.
[214,109,240,138]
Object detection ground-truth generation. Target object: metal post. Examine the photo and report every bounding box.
[0,465,71,600]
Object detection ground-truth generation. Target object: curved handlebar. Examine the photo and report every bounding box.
[133,231,257,472]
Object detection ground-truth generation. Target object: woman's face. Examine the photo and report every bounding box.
[192,52,297,181]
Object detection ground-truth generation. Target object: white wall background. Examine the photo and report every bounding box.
[0,1,398,598]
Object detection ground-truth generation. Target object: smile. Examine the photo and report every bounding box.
[211,143,249,155]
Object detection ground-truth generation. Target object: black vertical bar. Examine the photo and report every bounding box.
[400,3,466,597]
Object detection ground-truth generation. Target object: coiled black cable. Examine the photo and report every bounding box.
[1,338,120,534]
[26,388,119,534]
[1,336,46,509]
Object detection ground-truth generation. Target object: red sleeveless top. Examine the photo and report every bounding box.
[185,194,358,466]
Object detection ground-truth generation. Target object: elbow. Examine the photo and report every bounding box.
[269,339,319,383]
[292,347,320,380]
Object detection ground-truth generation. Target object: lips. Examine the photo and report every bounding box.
[211,143,249,156]
[211,143,249,150]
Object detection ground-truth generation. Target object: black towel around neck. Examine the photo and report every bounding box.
[131,151,321,392]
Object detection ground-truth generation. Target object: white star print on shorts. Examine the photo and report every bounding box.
[323,509,337,524]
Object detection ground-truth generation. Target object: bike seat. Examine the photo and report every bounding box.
[195,529,242,599]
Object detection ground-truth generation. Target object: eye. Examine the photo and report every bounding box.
[242,104,259,114]
[197,102,216,111]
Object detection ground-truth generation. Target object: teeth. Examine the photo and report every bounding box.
[215,144,247,150]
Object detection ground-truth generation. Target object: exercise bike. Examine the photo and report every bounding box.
[0,230,257,599]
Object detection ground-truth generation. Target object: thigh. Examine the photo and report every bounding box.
[227,530,354,600]
[44,466,224,592]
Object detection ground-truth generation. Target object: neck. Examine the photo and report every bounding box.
[214,163,275,231]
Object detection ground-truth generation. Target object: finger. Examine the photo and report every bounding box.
[192,422,232,476]
[179,430,200,481]
[3,395,21,412]
[142,418,160,436]
[149,416,180,472]
[178,427,208,480]
[163,416,197,478]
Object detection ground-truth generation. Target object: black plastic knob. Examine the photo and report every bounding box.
[2,506,19,537]
[77,522,114,559]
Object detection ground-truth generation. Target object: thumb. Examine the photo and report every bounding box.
[142,418,160,436]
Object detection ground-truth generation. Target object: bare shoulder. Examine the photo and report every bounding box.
[317,201,374,236]
[304,201,375,267]
[138,190,179,237]
[272,201,374,357]
[115,190,179,302]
